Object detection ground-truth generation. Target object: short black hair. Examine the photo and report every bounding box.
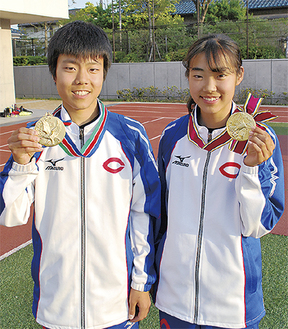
[48,21,112,80]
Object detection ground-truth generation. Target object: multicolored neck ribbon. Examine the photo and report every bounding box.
[28,102,108,157]
[27,105,72,129]
[59,101,108,158]
[188,93,277,155]
[52,105,73,127]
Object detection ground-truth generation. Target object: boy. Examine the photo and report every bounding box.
[0,21,160,329]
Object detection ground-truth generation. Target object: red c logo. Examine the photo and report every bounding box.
[219,162,241,179]
[103,158,125,174]
[160,318,171,329]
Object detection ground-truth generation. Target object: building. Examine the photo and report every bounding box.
[14,8,78,56]
[175,0,288,25]
[249,0,288,19]
[0,0,68,110]
[18,8,78,40]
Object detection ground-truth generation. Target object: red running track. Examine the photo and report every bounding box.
[0,103,287,258]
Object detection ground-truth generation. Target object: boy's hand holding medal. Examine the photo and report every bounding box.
[8,112,66,165]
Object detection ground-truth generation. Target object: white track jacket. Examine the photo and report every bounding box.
[0,101,161,329]
[155,102,284,328]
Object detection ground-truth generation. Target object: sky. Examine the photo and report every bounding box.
[69,0,87,9]
[69,0,105,9]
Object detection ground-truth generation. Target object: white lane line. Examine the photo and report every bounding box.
[142,117,165,124]
[0,239,32,261]
[0,130,14,136]
[150,135,161,141]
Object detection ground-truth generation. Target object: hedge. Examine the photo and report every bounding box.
[13,56,47,66]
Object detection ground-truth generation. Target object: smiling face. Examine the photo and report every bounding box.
[188,52,244,129]
[54,54,104,126]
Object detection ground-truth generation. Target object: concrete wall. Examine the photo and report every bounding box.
[101,62,188,100]
[239,59,288,103]
[14,65,58,99]
[14,59,288,103]
[0,19,15,110]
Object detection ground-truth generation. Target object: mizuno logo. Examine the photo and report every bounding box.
[172,155,190,167]
[45,158,64,171]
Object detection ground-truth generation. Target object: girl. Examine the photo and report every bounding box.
[155,34,284,329]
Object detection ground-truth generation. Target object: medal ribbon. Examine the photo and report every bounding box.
[27,105,72,129]
[29,102,108,157]
[53,105,73,127]
[188,93,277,155]
[60,101,108,158]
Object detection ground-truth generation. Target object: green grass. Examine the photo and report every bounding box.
[259,234,288,329]
[1,235,287,328]
[268,122,288,136]
[0,244,42,329]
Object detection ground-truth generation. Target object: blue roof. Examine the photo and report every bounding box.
[249,0,288,9]
[175,1,196,15]
[175,0,288,15]
[11,28,21,35]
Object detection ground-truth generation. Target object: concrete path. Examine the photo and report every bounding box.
[0,99,118,127]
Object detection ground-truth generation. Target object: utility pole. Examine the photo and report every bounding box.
[44,22,48,56]
[112,0,115,62]
[119,0,122,51]
[246,0,249,58]
[152,0,155,62]
[197,0,200,38]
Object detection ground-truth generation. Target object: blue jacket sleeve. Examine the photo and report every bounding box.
[236,126,285,237]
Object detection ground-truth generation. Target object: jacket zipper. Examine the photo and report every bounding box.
[194,131,212,323]
[79,127,86,329]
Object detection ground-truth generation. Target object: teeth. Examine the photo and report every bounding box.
[202,97,218,101]
[74,91,89,95]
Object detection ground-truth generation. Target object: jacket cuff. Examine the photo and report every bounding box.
[12,157,37,173]
[131,281,148,292]
[241,161,259,176]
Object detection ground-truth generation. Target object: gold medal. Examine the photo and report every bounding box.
[226,112,256,141]
[35,113,66,147]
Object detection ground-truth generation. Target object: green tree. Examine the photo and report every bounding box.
[206,0,246,22]
[63,0,183,30]
[60,2,114,29]
[119,0,183,29]
[199,17,287,59]
[119,0,184,60]
[62,0,185,62]
[192,0,213,23]
[57,1,286,62]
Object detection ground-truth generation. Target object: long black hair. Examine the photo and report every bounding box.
[183,34,242,113]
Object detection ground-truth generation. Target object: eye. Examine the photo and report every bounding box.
[64,66,76,71]
[90,67,100,73]
[217,73,227,79]
[192,74,203,79]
